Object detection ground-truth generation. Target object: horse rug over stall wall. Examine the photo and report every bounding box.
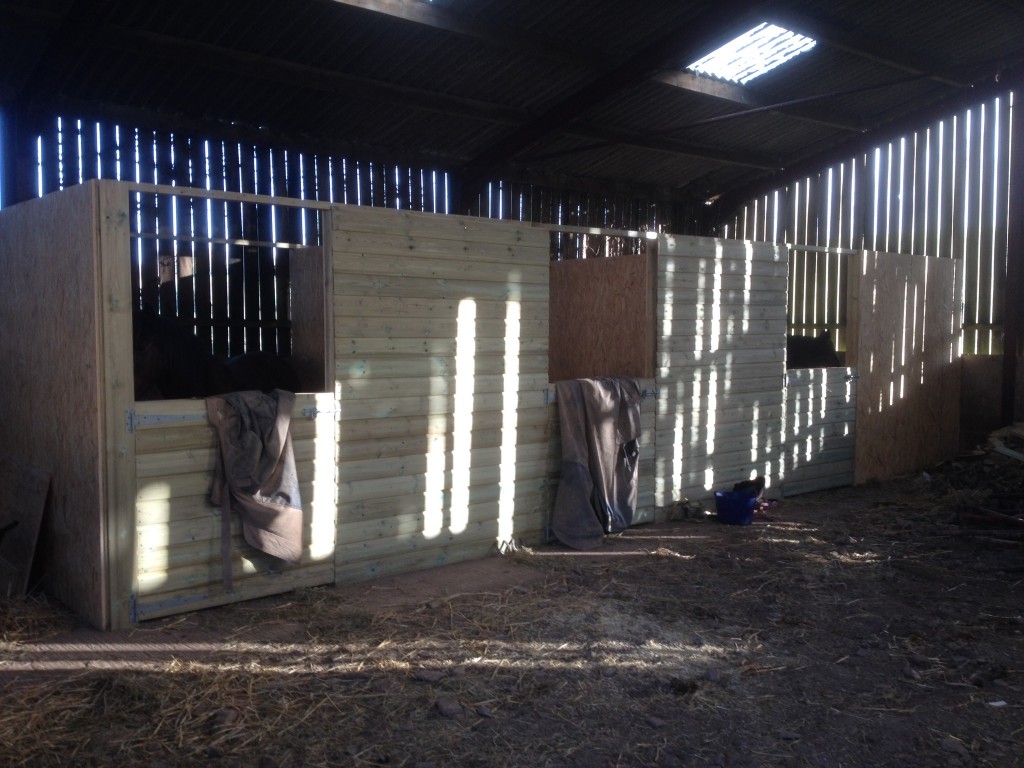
[206,390,304,591]
[551,377,642,550]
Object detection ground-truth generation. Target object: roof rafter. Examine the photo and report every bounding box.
[333,0,860,136]
[464,0,770,175]
[767,7,966,88]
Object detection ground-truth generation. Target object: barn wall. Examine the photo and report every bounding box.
[847,251,962,482]
[782,368,856,496]
[653,235,789,506]
[0,183,108,627]
[726,92,1011,357]
[331,205,557,581]
[132,394,339,621]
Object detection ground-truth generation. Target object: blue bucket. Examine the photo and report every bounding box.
[714,490,757,526]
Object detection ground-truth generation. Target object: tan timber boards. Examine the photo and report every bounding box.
[847,252,962,482]
[332,205,556,581]
[133,394,339,621]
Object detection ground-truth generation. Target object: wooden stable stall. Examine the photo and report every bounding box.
[0,179,965,630]
[782,368,856,496]
[0,180,339,628]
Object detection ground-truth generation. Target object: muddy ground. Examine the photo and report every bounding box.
[1,458,1022,767]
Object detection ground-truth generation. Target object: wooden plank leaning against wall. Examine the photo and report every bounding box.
[332,205,557,581]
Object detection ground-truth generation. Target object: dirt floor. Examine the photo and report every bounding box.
[2,459,1023,767]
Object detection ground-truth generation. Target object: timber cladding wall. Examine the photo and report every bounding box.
[653,235,789,506]
[331,205,556,580]
[133,394,339,621]
[783,368,856,496]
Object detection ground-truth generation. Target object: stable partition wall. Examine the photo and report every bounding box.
[847,251,962,482]
[653,235,789,506]
[782,368,856,496]
[331,205,557,581]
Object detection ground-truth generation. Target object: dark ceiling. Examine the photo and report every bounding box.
[3,0,1024,213]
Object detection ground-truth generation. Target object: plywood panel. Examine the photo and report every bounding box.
[0,183,107,628]
[333,206,555,578]
[132,393,338,621]
[549,252,656,381]
[848,252,962,482]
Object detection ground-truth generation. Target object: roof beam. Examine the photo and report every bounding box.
[767,7,966,88]
[326,0,603,69]
[650,70,865,132]
[90,23,771,171]
[335,0,859,135]
[464,0,767,174]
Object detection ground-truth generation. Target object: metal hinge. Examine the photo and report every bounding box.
[125,409,209,433]
[301,405,342,419]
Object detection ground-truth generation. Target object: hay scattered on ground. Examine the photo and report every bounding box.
[1,474,1022,767]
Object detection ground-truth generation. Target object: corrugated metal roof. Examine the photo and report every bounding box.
[2,0,1023,208]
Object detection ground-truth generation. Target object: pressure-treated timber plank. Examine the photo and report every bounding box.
[333,204,552,578]
[335,314,548,340]
[338,476,553,524]
[335,295,548,320]
[332,272,549,302]
[335,232,550,266]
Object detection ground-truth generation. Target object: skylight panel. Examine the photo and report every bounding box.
[687,23,816,84]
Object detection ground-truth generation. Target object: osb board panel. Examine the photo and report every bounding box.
[132,394,339,621]
[0,184,107,628]
[783,368,856,496]
[548,252,656,381]
[653,235,788,508]
[848,252,962,483]
[333,206,556,581]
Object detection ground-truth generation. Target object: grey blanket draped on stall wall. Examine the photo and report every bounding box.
[206,390,304,591]
[551,377,642,550]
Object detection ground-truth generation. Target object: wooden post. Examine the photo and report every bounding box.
[1002,96,1024,424]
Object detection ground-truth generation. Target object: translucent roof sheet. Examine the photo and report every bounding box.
[687,23,816,84]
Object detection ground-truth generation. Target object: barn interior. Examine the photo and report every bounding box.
[1,1,1024,764]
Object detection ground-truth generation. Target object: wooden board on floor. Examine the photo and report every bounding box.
[0,454,50,597]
